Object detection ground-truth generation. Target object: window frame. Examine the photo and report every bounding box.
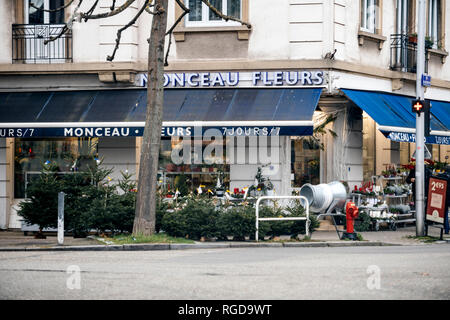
[185,0,242,27]
[174,0,250,42]
[24,0,50,24]
[358,0,385,48]
[13,137,99,199]
[23,0,66,24]
[427,0,444,50]
[360,0,378,34]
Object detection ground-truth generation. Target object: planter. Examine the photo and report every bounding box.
[216,190,224,197]
[408,36,417,44]
[34,231,46,239]
[166,164,176,172]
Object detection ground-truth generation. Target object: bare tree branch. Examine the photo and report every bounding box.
[107,0,154,62]
[80,0,136,20]
[44,25,69,45]
[201,0,251,28]
[165,0,189,35]
[164,32,172,66]
[43,0,84,45]
[30,0,75,13]
[144,2,160,15]
[83,0,100,21]
[163,0,189,66]
[144,0,156,14]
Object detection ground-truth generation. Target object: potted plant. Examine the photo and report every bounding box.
[166,163,176,172]
[214,173,225,197]
[409,33,417,44]
[425,36,434,49]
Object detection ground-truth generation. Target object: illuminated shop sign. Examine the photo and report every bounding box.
[0,125,312,138]
[384,131,450,145]
[139,71,325,88]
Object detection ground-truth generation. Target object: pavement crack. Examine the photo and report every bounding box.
[0,268,91,273]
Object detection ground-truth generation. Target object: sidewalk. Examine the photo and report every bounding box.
[0,226,448,251]
[311,226,450,245]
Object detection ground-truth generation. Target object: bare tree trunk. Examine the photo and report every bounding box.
[133,0,168,235]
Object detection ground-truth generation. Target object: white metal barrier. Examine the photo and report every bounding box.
[255,196,310,241]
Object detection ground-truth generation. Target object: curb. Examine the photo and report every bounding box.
[0,240,403,252]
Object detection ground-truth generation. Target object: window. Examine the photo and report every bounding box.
[291,138,321,187]
[16,0,70,63]
[395,0,414,35]
[158,137,230,193]
[362,112,376,181]
[186,0,241,27]
[427,0,442,49]
[14,138,98,198]
[360,0,378,33]
[25,0,66,24]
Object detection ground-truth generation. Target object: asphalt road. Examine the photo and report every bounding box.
[0,245,449,300]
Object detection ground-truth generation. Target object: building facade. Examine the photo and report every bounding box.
[0,0,449,229]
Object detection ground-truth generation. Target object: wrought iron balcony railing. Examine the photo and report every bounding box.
[390,33,428,73]
[12,24,72,64]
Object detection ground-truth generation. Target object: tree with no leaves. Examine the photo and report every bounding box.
[34,0,251,235]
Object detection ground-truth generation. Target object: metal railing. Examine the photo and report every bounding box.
[12,24,72,64]
[255,195,310,241]
[390,33,428,73]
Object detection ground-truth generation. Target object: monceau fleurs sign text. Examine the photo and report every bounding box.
[139,70,325,88]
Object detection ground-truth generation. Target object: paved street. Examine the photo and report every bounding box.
[0,245,449,300]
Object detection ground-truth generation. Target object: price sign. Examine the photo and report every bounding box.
[426,177,448,224]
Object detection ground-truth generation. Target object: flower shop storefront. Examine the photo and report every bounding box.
[342,89,450,147]
[340,88,450,231]
[0,85,324,229]
[342,88,450,177]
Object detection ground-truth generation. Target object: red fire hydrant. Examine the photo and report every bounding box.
[342,201,359,240]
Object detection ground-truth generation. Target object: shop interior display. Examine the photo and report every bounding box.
[159,158,448,233]
[350,165,414,231]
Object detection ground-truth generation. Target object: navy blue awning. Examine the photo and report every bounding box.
[342,89,450,145]
[0,88,322,138]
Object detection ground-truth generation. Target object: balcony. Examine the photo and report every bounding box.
[12,24,72,64]
[390,34,428,73]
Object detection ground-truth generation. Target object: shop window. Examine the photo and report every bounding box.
[158,137,230,193]
[362,112,376,181]
[14,138,98,198]
[187,0,241,27]
[291,138,320,188]
[399,141,411,166]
